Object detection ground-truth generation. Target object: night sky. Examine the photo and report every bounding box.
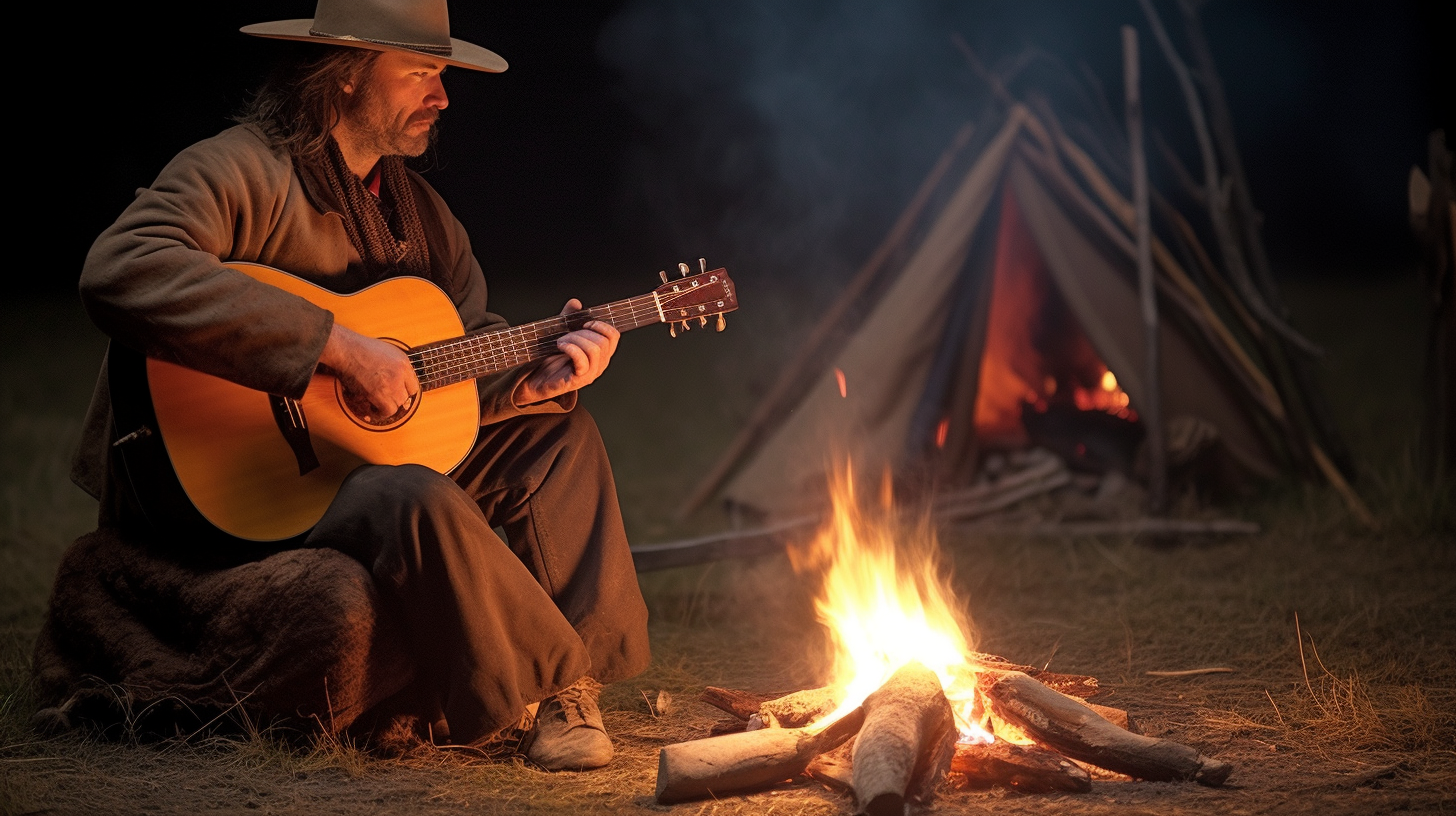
[40,1,1451,303]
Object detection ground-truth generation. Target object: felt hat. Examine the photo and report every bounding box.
[242,0,507,73]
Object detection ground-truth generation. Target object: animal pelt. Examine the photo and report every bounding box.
[30,526,415,743]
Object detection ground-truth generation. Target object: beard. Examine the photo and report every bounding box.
[347,83,440,159]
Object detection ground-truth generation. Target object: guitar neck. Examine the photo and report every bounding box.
[408,294,662,391]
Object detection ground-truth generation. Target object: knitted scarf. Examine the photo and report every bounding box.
[320,138,431,280]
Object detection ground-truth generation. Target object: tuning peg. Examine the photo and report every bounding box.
[678,262,690,277]
[680,320,692,332]
[698,257,707,274]
[659,270,668,284]
[669,323,677,338]
[716,313,726,332]
[698,316,708,328]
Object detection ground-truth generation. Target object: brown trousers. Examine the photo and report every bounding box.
[113,408,651,744]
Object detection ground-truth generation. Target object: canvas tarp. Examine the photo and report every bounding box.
[715,106,1279,518]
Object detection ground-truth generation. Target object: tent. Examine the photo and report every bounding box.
[678,103,1355,522]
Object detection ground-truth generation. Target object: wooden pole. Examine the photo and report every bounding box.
[1134,0,1321,358]
[1124,25,1167,514]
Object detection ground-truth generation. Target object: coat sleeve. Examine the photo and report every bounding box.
[79,129,334,400]
[412,177,576,426]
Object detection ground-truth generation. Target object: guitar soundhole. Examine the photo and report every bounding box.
[336,383,419,430]
[334,337,420,431]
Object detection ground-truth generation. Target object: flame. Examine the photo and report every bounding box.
[789,464,995,743]
[1072,365,1137,420]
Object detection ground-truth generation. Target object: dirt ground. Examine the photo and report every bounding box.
[2,274,1452,815]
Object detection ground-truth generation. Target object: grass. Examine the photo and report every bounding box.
[2,270,1454,815]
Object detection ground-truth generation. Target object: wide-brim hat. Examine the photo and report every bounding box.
[242,0,507,73]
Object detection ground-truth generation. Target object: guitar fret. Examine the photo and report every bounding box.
[411,295,674,391]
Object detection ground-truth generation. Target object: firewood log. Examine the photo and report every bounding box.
[980,670,1233,785]
[699,686,776,720]
[965,652,1103,699]
[754,686,843,729]
[655,707,865,803]
[949,740,1093,793]
[851,662,958,816]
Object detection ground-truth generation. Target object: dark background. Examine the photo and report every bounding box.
[35,1,1451,305]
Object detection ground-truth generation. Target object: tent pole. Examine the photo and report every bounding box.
[1124,25,1167,514]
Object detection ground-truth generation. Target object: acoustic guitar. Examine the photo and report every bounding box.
[109,261,738,542]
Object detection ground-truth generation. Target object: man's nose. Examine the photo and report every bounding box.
[426,76,449,110]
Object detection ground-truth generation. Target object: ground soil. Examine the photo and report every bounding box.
[2,275,1452,815]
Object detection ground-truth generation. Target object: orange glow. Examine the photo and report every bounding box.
[789,464,995,743]
[972,188,1140,438]
[835,368,848,398]
[1073,365,1137,420]
[935,417,950,449]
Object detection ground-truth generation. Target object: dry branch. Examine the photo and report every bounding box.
[949,740,1092,793]
[851,662,958,816]
[654,706,866,804]
[980,669,1233,785]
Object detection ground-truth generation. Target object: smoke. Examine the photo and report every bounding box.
[598,0,1000,306]
[596,0,1443,296]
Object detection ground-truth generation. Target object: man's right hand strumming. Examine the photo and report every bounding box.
[320,323,420,422]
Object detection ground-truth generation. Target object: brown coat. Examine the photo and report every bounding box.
[73,124,571,500]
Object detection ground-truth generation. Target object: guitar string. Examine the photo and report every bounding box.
[407,289,730,390]
[415,304,665,388]
[413,304,660,388]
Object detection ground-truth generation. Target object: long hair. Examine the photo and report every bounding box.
[234,45,379,162]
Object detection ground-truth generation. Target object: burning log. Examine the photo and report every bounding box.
[655,707,866,804]
[949,740,1092,793]
[965,652,1102,699]
[980,670,1233,785]
[851,662,958,816]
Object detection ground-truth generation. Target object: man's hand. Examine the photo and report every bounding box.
[514,299,620,406]
[319,323,420,421]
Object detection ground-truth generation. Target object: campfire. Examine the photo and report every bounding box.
[654,465,1232,810]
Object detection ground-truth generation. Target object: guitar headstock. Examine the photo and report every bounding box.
[655,259,738,335]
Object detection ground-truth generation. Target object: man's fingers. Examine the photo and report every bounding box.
[559,298,583,316]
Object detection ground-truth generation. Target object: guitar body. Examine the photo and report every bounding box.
[117,263,481,542]
[110,259,738,542]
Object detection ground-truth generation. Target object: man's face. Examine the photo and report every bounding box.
[344,51,449,159]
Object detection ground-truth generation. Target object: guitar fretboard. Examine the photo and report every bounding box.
[407,294,663,390]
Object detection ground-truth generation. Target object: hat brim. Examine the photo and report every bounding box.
[241,20,507,73]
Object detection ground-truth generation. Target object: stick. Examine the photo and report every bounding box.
[954,517,1259,538]
[1146,667,1233,677]
[631,515,818,572]
[1136,0,1323,358]
[1124,25,1167,514]
[949,740,1092,793]
[1175,0,1358,484]
[980,669,1233,785]
[654,707,866,804]
[851,662,958,815]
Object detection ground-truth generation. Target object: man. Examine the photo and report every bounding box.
[71,0,650,770]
